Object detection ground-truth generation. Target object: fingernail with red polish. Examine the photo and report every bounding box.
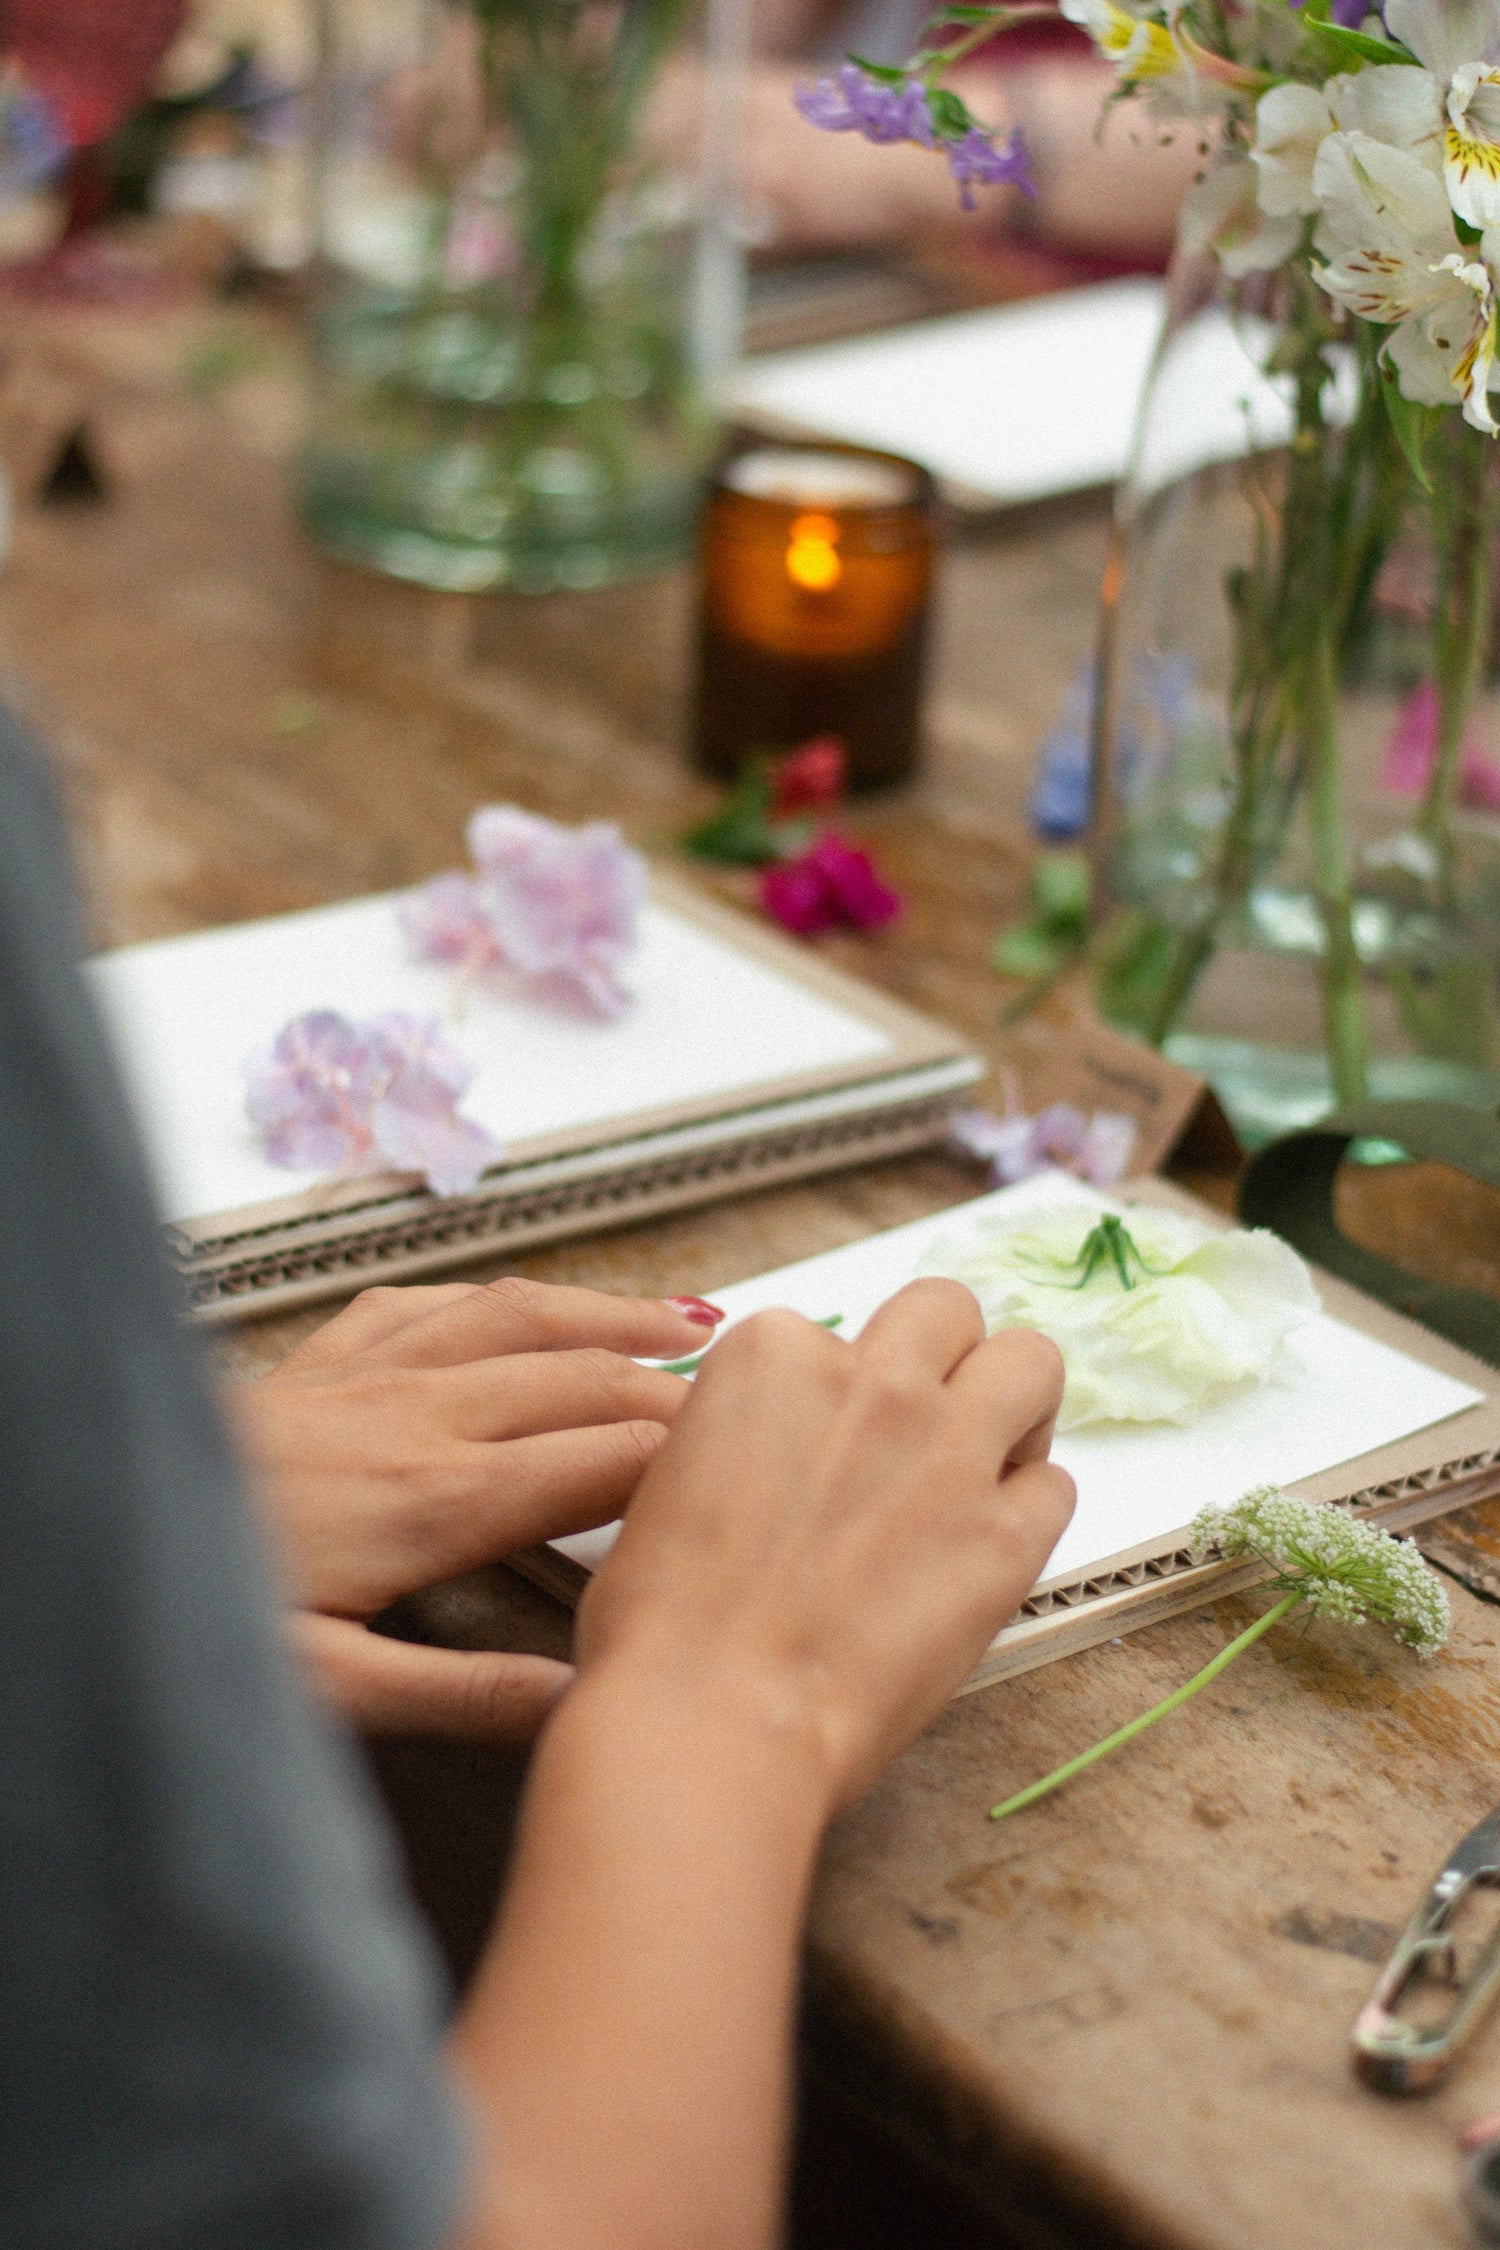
[664,1295,726,1327]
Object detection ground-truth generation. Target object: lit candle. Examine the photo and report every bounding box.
[689,441,938,791]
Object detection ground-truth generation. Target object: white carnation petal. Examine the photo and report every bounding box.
[918,1204,1317,1430]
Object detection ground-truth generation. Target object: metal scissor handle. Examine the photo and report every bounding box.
[1353,1809,1500,2095]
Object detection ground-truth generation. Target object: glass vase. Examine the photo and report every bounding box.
[1091,252,1500,1147]
[302,0,743,594]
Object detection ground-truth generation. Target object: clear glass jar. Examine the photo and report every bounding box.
[302,0,744,593]
[1092,252,1500,1146]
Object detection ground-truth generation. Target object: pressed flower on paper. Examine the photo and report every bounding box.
[402,804,646,1020]
[243,1009,502,1198]
[918,1201,1318,1429]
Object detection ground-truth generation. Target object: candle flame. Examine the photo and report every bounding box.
[786,511,843,593]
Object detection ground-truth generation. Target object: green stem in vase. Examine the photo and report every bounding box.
[1422,417,1495,901]
[1302,624,1369,1103]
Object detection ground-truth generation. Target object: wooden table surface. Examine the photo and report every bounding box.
[9,301,1500,2250]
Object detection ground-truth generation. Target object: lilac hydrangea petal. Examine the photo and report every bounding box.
[464,806,645,1014]
[1033,1102,1090,1164]
[398,871,500,969]
[244,1007,501,1196]
[946,1105,1047,1183]
[1078,1111,1139,1187]
[371,1099,501,1196]
[242,1009,385,1172]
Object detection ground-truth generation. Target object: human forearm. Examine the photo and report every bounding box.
[449,1662,827,2250]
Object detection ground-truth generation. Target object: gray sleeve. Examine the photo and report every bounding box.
[0,705,465,2250]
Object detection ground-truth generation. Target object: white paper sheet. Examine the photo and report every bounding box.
[727,281,1314,506]
[555,1173,1483,1594]
[86,891,893,1225]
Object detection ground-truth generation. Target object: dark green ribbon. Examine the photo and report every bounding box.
[1238,1101,1500,1370]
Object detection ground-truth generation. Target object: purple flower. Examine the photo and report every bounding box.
[794,65,1032,209]
[244,1009,502,1197]
[793,64,937,147]
[943,126,1034,212]
[760,832,902,936]
[948,1102,1138,1188]
[400,805,646,1019]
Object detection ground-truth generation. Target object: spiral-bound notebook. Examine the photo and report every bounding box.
[87,870,982,1323]
[511,1173,1500,1687]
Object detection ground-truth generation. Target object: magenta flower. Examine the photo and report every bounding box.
[760,831,902,936]
[244,1009,502,1197]
[1381,680,1500,812]
[949,1102,1138,1189]
[400,804,646,1019]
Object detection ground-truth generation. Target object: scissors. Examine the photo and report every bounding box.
[1353,1804,1500,2095]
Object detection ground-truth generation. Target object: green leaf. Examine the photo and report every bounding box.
[1031,847,1090,934]
[991,923,1069,979]
[845,50,911,82]
[680,768,783,865]
[1301,0,1414,68]
[925,84,973,138]
[1378,360,1446,494]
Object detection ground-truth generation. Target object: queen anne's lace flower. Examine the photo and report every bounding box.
[244,1009,502,1196]
[919,1202,1318,1428]
[1192,1486,1450,1654]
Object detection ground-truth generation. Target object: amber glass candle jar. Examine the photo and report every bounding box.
[689,440,938,790]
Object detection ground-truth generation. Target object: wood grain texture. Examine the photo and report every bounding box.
[8,301,1500,2250]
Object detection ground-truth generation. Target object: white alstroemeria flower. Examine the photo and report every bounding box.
[916,1203,1318,1430]
[1252,82,1335,216]
[1058,0,1234,114]
[1059,0,1182,80]
[1251,70,1441,225]
[1312,129,1500,430]
[1385,0,1500,90]
[1446,59,1500,224]
[1182,153,1303,273]
[1385,0,1500,223]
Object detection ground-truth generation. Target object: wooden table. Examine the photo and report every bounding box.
[8,300,1500,2250]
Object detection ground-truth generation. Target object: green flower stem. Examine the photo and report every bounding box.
[1423,419,1494,898]
[987,1588,1303,1822]
[1302,624,1369,1104]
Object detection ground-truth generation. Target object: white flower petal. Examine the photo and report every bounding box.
[1252,82,1333,218]
[1332,63,1444,166]
[1386,0,1500,83]
[1446,61,1500,223]
[1182,156,1302,275]
[917,1204,1318,1430]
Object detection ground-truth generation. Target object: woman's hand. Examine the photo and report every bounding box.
[231,1278,718,1741]
[575,1279,1073,1817]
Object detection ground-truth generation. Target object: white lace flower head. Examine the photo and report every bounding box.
[1192,1486,1451,1655]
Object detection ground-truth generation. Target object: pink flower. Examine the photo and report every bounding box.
[948,1101,1138,1188]
[1382,681,1500,811]
[771,735,847,816]
[400,805,647,1019]
[244,1009,502,1197]
[759,832,902,936]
